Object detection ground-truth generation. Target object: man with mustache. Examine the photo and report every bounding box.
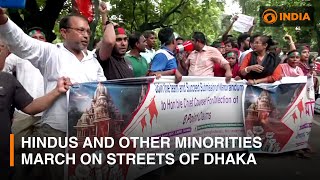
[0,8,106,179]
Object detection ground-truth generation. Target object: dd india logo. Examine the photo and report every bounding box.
[261,7,314,26]
[262,9,278,24]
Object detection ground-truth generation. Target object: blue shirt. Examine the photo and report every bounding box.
[150,47,178,72]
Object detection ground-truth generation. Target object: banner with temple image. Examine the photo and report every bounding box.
[67,78,152,180]
[67,76,313,179]
[244,76,314,153]
[67,76,246,180]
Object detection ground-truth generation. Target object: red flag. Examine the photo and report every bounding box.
[140,115,147,132]
[149,97,158,127]
[75,0,94,23]
[297,99,304,118]
[292,112,298,123]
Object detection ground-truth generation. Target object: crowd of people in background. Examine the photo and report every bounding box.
[0,1,319,179]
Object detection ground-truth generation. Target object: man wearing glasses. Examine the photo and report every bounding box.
[0,10,106,179]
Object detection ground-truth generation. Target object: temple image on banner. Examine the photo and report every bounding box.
[72,82,148,141]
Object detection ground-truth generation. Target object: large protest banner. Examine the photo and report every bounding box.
[67,76,313,179]
[244,76,314,153]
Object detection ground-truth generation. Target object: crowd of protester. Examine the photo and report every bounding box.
[0,2,319,179]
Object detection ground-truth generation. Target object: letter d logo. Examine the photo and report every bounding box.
[262,9,278,24]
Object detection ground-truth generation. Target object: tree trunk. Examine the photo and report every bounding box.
[138,0,188,31]
[88,0,100,50]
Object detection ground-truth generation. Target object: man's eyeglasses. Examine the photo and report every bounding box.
[66,27,91,36]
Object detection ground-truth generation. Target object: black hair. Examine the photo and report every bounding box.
[237,33,250,48]
[192,32,206,44]
[128,32,143,49]
[250,34,260,43]
[211,41,223,48]
[282,49,299,64]
[286,49,299,56]
[256,35,276,50]
[176,37,184,41]
[59,13,89,30]
[158,27,174,45]
[143,30,156,39]
[224,38,237,48]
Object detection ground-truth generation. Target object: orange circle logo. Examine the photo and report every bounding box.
[262,9,278,24]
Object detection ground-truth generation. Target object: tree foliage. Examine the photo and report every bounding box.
[235,0,320,53]
[7,0,225,44]
[7,0,319,52]
[8,0,68,42]
[107,0,224,42]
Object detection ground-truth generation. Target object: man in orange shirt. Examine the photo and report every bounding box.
[186,32,232,83]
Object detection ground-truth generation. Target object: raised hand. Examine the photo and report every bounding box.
[232,15,238,22]
[0,8,8,24]
[284,34,292,41]
[99,1,108,15]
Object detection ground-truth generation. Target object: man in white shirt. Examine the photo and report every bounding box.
[0,9,106,179]
[140,30,157,64]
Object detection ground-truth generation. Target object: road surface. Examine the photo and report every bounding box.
[138,114,320,180]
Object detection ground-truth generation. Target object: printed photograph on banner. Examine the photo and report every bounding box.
[67,79,150,180]
[67,77,246,180]
[244,83,309,153]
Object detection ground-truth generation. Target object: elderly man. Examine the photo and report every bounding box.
[0,8,106,179]
[0,10,106,130]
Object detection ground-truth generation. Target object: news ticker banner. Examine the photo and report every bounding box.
[67,76,313,179]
